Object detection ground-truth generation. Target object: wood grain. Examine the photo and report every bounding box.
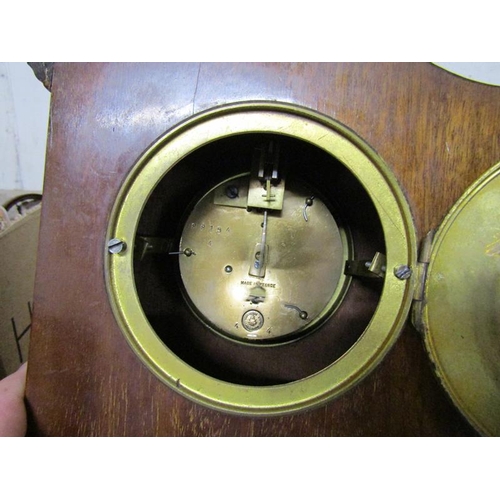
[26,63,500,436]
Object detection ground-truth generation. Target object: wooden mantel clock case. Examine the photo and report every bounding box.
[26,63,500,436]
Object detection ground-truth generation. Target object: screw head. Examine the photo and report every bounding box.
[394,265,412,280]
[225,185,239,199]
[107,238,126,254]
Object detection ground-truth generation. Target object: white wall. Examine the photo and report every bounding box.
[435,62,500,86]
[0,62,50,192]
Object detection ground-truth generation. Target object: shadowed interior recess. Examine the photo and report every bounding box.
[133,133,386,385]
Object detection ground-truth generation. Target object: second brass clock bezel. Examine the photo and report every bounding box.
[106,101,417,416]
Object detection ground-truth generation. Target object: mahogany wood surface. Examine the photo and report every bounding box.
[26,63,500,436]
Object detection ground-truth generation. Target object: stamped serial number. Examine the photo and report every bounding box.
[191,222,230,234]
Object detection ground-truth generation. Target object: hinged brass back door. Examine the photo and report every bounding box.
[417,162,500,436]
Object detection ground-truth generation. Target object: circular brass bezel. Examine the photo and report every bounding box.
[106,101,417,416]
[423,162,500,436]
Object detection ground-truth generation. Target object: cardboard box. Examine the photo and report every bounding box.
[0,191,41,377]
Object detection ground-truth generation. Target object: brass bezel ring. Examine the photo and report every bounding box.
[422,162,500,436]
[106,101,417,416]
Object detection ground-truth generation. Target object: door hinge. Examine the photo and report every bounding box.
[411,229,436,334]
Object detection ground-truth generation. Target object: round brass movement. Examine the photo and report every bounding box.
[106,102,417,416]
[179,174,349,342]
